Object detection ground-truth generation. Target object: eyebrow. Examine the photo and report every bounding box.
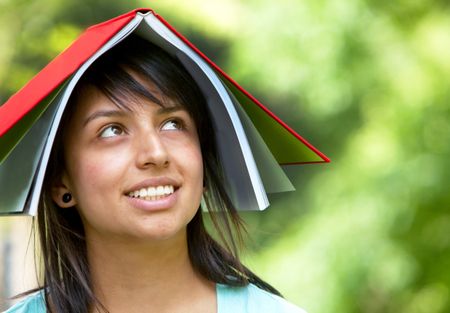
[83,109,127,127]
[157,105,185,115]
[83,106,187,127]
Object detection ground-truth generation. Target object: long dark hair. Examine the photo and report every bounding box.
[34,35,280,313]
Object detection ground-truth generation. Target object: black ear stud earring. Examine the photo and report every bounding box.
[62,193,72,203]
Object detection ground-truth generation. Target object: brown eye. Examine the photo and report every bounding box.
[161,119,183,131]
[100,125,125,138]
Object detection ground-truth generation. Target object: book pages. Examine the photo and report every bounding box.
[225,83,295,194]
[0,86,64,214]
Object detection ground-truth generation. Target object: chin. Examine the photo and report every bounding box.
[130,220,189,243]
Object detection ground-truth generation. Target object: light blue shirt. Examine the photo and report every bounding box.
[5,284,307,313]
[217,283,307,313]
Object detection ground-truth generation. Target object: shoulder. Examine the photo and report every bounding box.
[3,292,46,313]
[217,283,307,313]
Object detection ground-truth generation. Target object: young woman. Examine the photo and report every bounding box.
[5,35,306,313]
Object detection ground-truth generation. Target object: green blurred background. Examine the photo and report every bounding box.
[0,0,449,312]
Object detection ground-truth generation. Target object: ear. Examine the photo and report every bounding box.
[51,172,77,208]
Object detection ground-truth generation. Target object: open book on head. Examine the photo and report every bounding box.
[0,8,329,215]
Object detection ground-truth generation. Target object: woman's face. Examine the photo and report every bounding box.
[53,85,204,244]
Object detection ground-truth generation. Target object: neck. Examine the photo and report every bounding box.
[86,230,216,313]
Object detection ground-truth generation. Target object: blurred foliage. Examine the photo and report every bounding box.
[0,0,449,313]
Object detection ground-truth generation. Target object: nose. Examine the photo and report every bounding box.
[135,130,169,169]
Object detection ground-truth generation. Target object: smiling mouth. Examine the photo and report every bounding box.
[127,185,175,201]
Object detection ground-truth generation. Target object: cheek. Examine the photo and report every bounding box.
[185,146,204,206]
[167,131,202,165]
[195,150,204,182]
[66,153,129,230]
[179,141,203,180]
[170,138,204,204]
[68,153,127,198]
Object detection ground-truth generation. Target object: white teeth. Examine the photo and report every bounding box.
[128,185,175,200]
